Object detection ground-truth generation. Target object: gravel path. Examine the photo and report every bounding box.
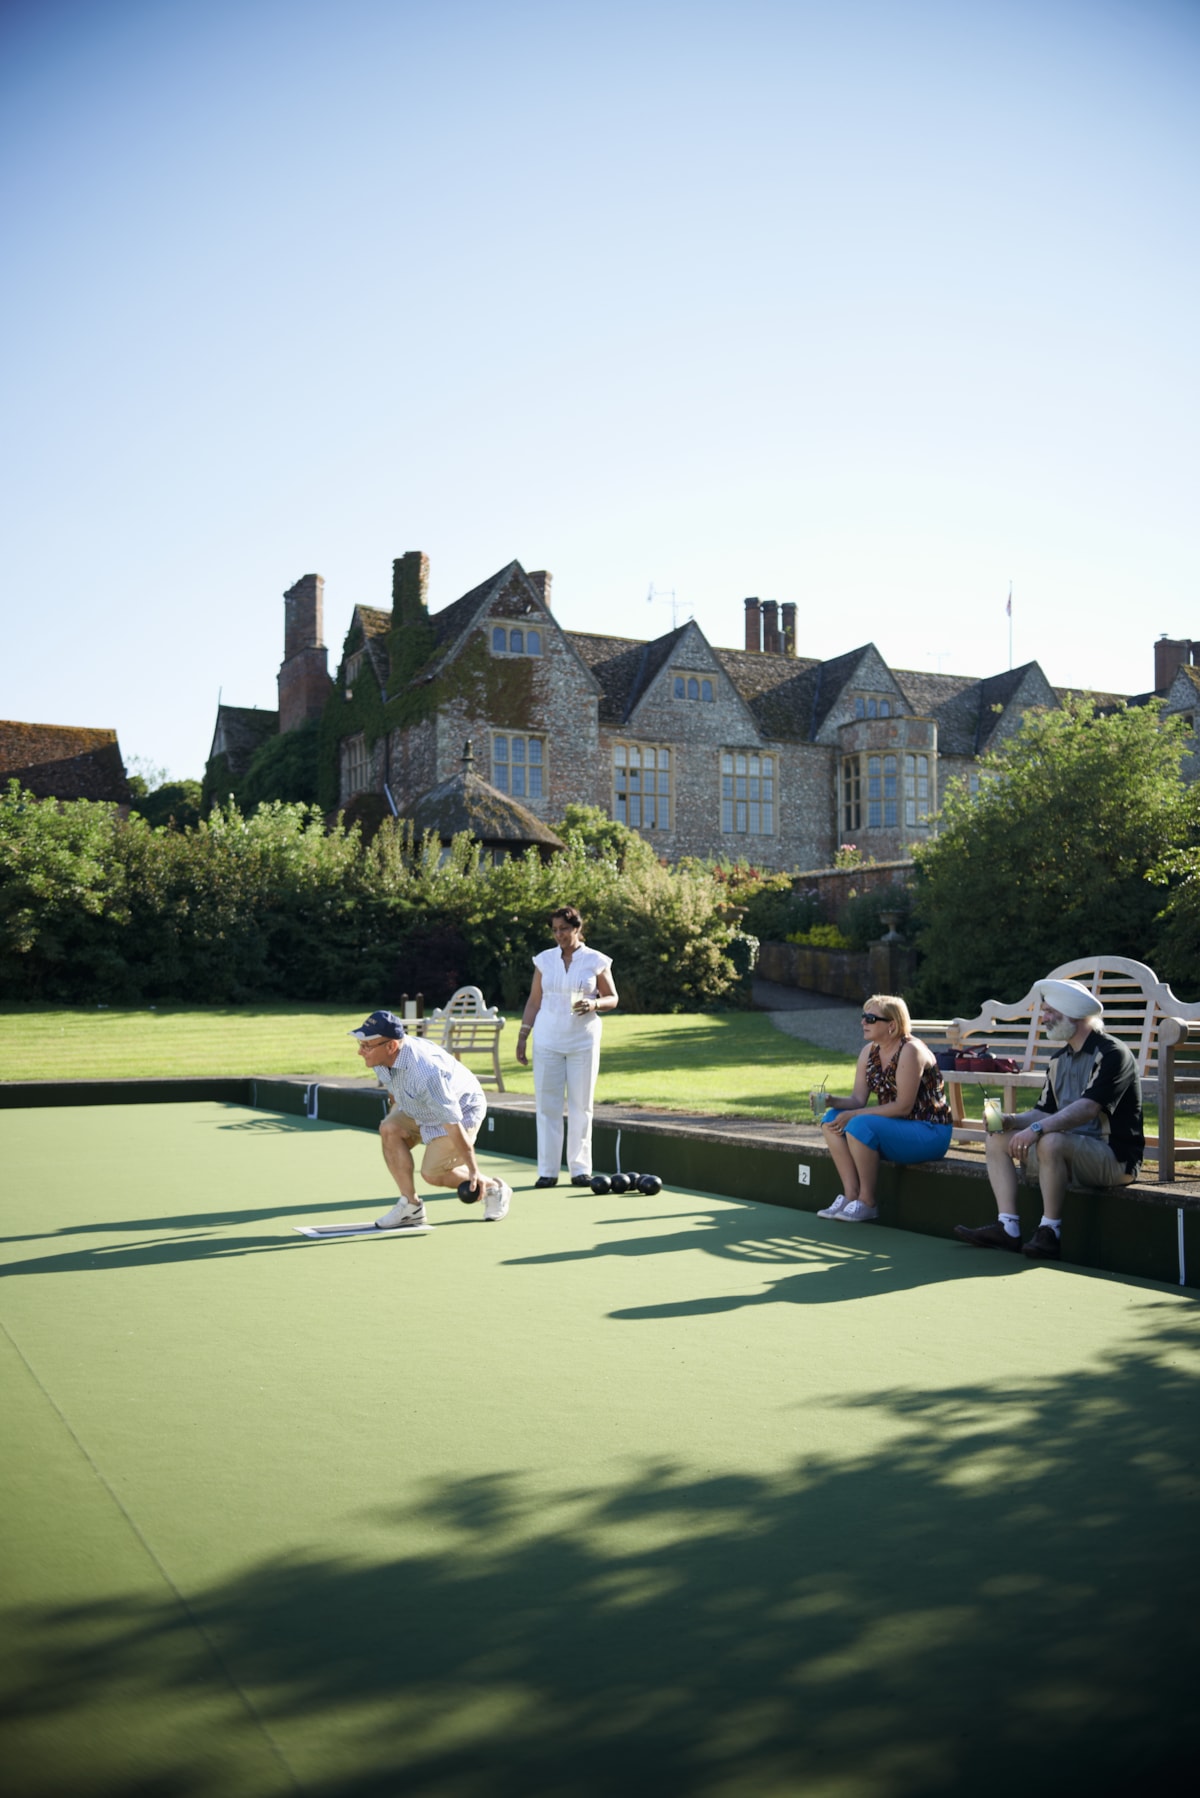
[752,978,865,1057]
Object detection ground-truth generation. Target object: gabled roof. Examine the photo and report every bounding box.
[415,561,602,698]
[898,662,1051,757]
[0,720,130,804]
[208,704,279,770]
[805,645,880,737]
[566,626,690,725]
[712,647,822,741]
[356,606,391,638]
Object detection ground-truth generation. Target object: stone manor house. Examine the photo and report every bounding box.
[208,552,1198,872]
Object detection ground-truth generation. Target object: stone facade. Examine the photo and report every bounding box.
[314,556,1145,870]
[211,552,1178,868]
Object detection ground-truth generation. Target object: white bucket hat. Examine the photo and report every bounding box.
[1036,978,1103,1020]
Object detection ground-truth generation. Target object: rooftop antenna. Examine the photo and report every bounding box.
[924,651,950,673]
[646,582,688,631]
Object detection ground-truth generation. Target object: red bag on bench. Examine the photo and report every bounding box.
[954,1052,1021,1073]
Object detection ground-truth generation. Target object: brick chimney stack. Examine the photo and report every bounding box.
[528,570,553,611]
[278,574,332,733]
[744,597,762,653]
[1155,634,1196,692]
[780,602,797,658]
[283,574,324,660]
[761,600,780,655]
[392,551,430,627]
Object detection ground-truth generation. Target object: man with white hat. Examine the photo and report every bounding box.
[954,977,1144,1261]
[348,1010,512,1229]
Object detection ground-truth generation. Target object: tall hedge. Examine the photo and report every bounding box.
[0,783,743,1011]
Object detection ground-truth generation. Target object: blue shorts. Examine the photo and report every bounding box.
[822,1109,952,1165]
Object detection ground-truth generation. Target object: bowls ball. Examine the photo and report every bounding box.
[590,1175,612,1195]
[609,1173,630,1194]
[637,1174,663,1196]
[458,1178,483,1204]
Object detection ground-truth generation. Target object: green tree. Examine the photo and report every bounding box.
[1147,846,1200,997]
[129,779,203,830]
[912,698,1198,1014]
[236,721,321,811]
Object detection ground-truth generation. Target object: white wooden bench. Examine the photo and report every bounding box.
[427,985,507,1092]
[910,956,1200,1181]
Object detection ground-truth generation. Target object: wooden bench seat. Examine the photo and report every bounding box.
[909,955,1200,1182]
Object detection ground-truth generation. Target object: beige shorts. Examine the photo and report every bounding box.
[383,1110,478,1183]
[1025,1133,1135,1188]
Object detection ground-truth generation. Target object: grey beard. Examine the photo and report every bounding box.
[1046,1018,1079,1043]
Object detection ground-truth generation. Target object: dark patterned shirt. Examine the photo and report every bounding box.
[866,1042,953,1124]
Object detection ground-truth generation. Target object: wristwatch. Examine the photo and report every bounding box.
[1030,1121,1044,1136]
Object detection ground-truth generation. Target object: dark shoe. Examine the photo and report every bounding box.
[571,1173,593,1186]
[953,1221,1022,1253]
[1022,1225,1061,1260]
[533,1176,559,1189]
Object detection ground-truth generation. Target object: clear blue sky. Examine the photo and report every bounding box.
[2,0,1197,780]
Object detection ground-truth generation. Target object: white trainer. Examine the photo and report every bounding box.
[483,1179,512,1222]
[836,1199,879,1223]
[375,1200,430,1230]
[816,1194,850,1219]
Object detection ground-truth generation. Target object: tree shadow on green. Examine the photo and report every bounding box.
[506,1210,1025,1309]
[7,1321,1197,1795]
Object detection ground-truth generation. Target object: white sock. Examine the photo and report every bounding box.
[1039,1215,1062,1236]
[998,1213,1021,1237]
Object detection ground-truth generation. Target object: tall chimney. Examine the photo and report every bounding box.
[278,574,331,732]
[780,601,797,658]
[761,600,780,655]
[528,570,553,611]
[1155,634,1195,692]
[744,597,762,653]
[392,552,430,627]
[283,574,324,660]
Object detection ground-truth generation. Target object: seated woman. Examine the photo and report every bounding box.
[816,993,952,1223]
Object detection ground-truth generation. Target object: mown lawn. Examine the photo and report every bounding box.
[0,1005,858,1123]
[1,1003,1192,1136]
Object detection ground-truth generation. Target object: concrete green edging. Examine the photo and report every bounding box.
[3,1078,1194,1291]
[0,1078,254,1107]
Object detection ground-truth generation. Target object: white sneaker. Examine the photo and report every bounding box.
[483,1179,512,1222]
[835,1199,878,1223]
[375,1200,430,1230]
[816,1194,850,1219]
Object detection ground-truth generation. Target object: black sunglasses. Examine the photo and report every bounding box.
[861,1012,886,1024]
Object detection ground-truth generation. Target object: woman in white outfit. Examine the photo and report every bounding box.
[516,906,618,1186]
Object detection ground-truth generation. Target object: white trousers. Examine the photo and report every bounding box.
[534,1036,602,1176]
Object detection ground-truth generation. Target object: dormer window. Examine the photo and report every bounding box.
[344,650,363,698]
[673,673,714,702]
[491,626,542,657]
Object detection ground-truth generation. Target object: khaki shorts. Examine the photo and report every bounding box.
[384,1110,478,1183]
[1026,1133,1135,1188]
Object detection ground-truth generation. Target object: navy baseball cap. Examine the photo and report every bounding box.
[348,1010,406,1040]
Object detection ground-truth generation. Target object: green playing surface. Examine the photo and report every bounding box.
[2,1102,1197,1796]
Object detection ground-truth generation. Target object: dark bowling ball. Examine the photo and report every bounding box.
[458,1178,483,1204]
[637,1174,663,1196]
[609,1173,630,1194]
[623,1172,641,1188]
[590,1175,612,1195]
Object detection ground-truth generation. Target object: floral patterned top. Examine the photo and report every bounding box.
[866,1042,953,1124]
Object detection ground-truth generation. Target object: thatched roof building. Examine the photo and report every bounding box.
[407,742,565,862]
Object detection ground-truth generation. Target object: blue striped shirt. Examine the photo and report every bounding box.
[373,1035,487,1141]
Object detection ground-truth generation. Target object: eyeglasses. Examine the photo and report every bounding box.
[861,1012,886,1024]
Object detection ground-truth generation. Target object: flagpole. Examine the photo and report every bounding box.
[1007,582,1013,669]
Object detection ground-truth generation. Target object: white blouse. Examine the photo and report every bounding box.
[532,944,613,1052]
